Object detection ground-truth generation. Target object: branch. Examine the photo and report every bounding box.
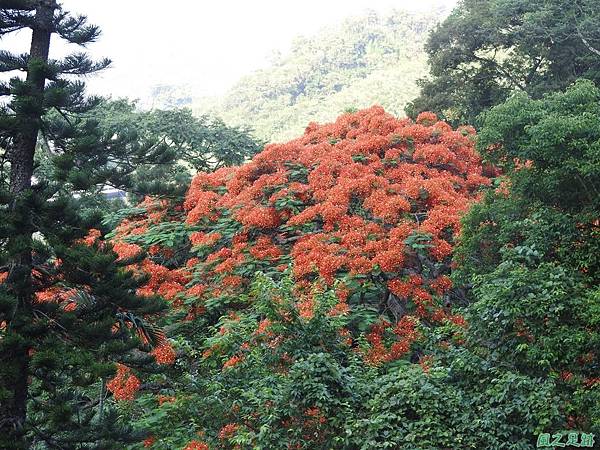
[574,2,600,57]
[576,28,600,57]
[471,53,526,91]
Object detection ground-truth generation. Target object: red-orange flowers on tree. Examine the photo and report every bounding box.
[106,364,141,401]
[218,423,240,440]
[183,441,209,450]
[114,106,489,364]
[151,342,177,365]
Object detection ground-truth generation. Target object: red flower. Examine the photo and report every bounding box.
[111,241,143,261]
[78,228,102,246]
[297,296,315,320]
[559,371,574,382]
[106,364,140,401]
[112,106,490,366]
[183,440,209,450]
[419,355,434,374]
[223,354,244,370]
[157,395,176,405]
[218,423,239,440]
[151,343,176,365]
[416,111,438,125]
[388,279,412,298]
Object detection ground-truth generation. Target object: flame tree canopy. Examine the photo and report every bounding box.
[112,106,491,367]
[108,105,582,449]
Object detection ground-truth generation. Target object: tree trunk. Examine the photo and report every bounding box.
[2,0,56,443]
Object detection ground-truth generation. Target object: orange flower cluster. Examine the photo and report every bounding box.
[222,354,244,370]
[78,228,102,246]
[363,316,420,365]
[249,236,282,259]
[109,197,196,306]
[157,395,176,405]
[218,423,239,440]
[115,107,490,363]
[190,231,222,247]
[419,355,434,374]
[111,241,143,262]
[180,106,487,308]
[183,440,210,450]
[305,407,327,424]
[151,342,176,365]
[297,295,315,320]
[106,364,140,401]
[280,406,330,445]
[255,318,273,336]
[134,259,190,304]
[584,377,600,388]
[34,286,77,305]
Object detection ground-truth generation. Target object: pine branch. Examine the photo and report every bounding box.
[43,79,102,113]
[50,53,110,76]
[0,51,28,72]
[0,10,34,35]
[0,81,10,95]
[54,12,102,45]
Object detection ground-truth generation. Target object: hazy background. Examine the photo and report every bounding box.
[2,0,456,102]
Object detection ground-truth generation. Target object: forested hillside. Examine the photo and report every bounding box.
[194,10,445,142]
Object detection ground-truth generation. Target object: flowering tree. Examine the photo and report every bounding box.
[108,106,490,444]
[118,106,489,359]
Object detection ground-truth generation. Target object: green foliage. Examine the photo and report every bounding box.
[0,2,172,448]
[353,361,559,450]
[408,0,600,125]
[2,2,599,448]
[454,81,600,435]
[477,79,600,213]
[78,99,263,201]
[127,273,560,449]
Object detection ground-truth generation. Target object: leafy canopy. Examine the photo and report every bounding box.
[407,0,600,125]
[455,80,600,434]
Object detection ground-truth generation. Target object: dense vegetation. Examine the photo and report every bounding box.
[194,10,445,142]
[98,85,599,449]
[0,2,259,448]
[0,0,599,449]
[81,99,262,202]
[407,0,600,125]
[456,79,600,436]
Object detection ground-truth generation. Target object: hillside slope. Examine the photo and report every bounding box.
[194,9,446,142]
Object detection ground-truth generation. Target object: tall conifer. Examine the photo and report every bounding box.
[0,2,169,447]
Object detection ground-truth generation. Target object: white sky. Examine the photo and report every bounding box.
[2,0,456,102]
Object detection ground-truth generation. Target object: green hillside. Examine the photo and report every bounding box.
[194,9,446,142]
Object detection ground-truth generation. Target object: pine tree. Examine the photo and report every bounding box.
[0,1,170,447]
